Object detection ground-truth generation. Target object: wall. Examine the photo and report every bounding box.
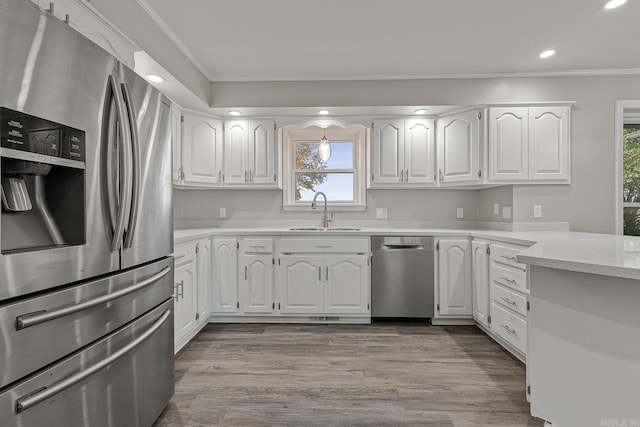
[477,186,514,223]
[174,188,479,226]
[210,75,640,233]
[89,0,210,105]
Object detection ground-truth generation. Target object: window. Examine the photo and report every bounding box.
[623,121,640,235]
[282,125,367,210]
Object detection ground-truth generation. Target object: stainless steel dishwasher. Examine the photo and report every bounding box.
[371,236,435,320]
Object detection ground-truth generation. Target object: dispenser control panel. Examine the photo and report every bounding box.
[0,107,85,162]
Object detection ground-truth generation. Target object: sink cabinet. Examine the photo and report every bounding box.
[277,238,371,320]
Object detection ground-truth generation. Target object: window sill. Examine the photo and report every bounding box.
[282,204,367,212]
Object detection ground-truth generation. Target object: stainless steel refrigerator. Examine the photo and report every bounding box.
[0,0,174,425]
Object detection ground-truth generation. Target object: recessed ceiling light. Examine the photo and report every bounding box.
[414,109,428,115]
[146,74,165,83]
[228,110,241,116]
[539,49,557,59]
[604,0,627,9]
[318,110,330,116]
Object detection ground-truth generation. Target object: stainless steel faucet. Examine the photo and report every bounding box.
[311,191,332,228]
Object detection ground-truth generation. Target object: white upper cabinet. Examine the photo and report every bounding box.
[224,120,277,187]
[436,110,482,184]
[488,105,570,183]
[371,119,435,187]
[529,106,570,181]
[182,112,223,187]
[488,107,529,182]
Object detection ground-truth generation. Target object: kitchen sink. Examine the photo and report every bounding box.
[289,227,325,231]
[288,227,362,231]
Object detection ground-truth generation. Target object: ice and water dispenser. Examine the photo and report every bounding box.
[0,107,86,253]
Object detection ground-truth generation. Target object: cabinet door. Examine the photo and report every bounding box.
[404,119,436,184]
[437,111,481,184]
[249,120,277,186]
[182,113,223,186]
[529,106,570,181]
[324,256,369,315]
[171,104,183,184]
[224,120,250,185]
[211,239,239,313]
[488,107,529,182]
[196,239,212,323]
[279,255,324,314]
[174,259,197,348]
[241,252,274,314]
[372,119,404,185]
[437,239,472,316]
[471,241,490,327]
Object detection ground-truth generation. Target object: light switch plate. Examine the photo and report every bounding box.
[533,205,542,219]
[493,203,500,216]
[376,208,388,219]
[502,206,511,219]
[457,208,464,219]
[219,207,227,218]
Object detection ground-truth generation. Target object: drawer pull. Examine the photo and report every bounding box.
[316,245,333,248]
[501,324,517,335]
[500,297,518,307]
[499,276,518,284]
[500,255,518,262]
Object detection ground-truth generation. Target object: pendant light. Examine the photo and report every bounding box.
[318,130,331,162]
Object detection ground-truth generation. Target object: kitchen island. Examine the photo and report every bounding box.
[518,235,640,427]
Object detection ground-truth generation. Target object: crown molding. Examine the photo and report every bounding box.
[135,0,214,81]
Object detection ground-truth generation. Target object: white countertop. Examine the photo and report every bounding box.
[174,227,640,280]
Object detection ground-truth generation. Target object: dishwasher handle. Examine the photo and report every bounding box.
[382,244,425,250]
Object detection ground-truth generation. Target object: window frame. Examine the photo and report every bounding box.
[281,125,367,211]
[615,100,640,234]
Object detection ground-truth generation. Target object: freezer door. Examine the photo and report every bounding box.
[0,299,174,427]
[0,257,173,389]
[0,0,119,300]
[119,65,173,269]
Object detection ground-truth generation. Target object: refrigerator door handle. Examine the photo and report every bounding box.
[15,267,171,330]
[107,75,133,251]
[15,309,172,414]
[121,82,141,249]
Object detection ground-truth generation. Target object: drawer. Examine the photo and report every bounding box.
[491,282,527,317]
[491,262,527,293]
[490,242,528,271]
[491,301,527,354]
[280,238,369,254]
[174,242,197,266]
[241,238,274,253]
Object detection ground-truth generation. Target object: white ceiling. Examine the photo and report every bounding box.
[142,0,640,82]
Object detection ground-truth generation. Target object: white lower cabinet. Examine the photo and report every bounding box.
[211,238,239,314]
[239,239,275,314]
[278,238,370,319]
[173,241,204,352]
[196,239,212,325]
[435,238,472,318]
[471,240,490,327]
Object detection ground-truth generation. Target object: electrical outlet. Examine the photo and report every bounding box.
[376,208,388,219]
[457,208,464,219]
[493,203,500,216]
[219,207,227,218]
[502,206,511,219]
[533,205,543,219]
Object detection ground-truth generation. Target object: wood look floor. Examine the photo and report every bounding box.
[154,323,542,427]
